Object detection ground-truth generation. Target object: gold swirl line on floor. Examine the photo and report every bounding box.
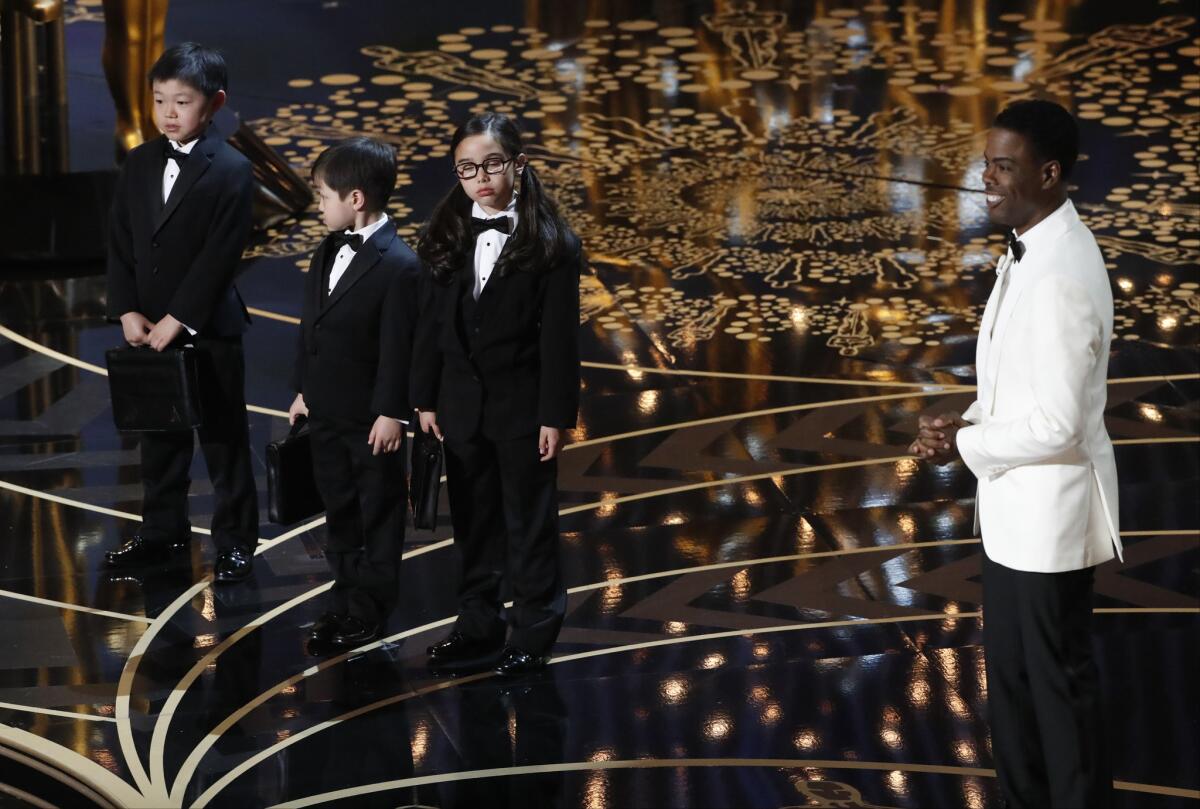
[3,324,1196,803]
[6,438,1197,797]
[0,732,143,807]
[5,441,1195,799]
[268,760,1200,809]
[0,701,117,723]
[174,530,1197,805]
[0,587,152,624]
[192,605,1200,809]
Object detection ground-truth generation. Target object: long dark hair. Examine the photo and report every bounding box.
[417,113,573,283]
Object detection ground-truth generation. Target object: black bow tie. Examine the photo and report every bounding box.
[330,232,364,252]
[1007,232,1026,262]
[164,143,192,164]
[471,216,511,236]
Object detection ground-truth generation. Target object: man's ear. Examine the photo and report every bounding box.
[515,153,528,174]
[1041,159,1062,190]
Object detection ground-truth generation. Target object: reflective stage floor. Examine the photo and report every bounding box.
[0,1,1197,807]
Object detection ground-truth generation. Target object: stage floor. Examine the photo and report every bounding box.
[1,1,1197,807]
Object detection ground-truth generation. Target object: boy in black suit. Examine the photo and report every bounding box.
[105,42,258,583]
[289,137,421,651]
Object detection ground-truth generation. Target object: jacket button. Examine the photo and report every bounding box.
[152,241,159,249]
[315,324,322,330]
[472,374,480,382]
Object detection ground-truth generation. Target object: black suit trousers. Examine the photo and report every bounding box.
[309,415,406,625]
[442,432,565,655]
[138,335,258,552]
[982,553,1112,809]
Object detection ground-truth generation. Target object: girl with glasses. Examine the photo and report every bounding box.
[412,112,583,678]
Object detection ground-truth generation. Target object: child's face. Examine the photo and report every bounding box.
[454,134,525,214]
[316,179,361,231]
[151,79,223,143]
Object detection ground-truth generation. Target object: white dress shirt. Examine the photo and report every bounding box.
[328,213,389,294]
[957,199,1121,573]
[471,196,518,300]
[163,138,200,335]
[162,137,199,203]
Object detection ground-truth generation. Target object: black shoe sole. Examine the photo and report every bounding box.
[105,540,190,569]
[428,649,505,676]
[494,660,549,679]
[104,552,170,568]
[213,568,252,584]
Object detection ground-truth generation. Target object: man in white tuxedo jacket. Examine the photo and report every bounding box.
[911,100,1120,808]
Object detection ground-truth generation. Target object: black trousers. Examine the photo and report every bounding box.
[982,553,1112,809]
[442,431,565,656]
[139,335,258,553]
[309,415,406,625]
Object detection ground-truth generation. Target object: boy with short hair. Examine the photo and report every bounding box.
[105,42,258,583]
[289,136,420,651]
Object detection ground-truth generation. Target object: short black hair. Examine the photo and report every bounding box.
[993,99,1079,179]
[311,137,397,213]
[148,42,228,98]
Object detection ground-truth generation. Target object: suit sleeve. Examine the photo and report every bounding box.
[957,273,1101,478]
[290,270,310,395]
[536,241,582,429]
[106,161,139,321]
[371,258,420,419]
[409,269,444,412]
[166,159,254,329]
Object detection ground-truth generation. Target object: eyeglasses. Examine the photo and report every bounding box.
[453,156,512,180]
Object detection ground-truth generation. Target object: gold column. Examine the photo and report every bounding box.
[1,0,68,173]
[101,0,168,157]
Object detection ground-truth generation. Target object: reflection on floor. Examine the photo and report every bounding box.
[1,1,1197,807]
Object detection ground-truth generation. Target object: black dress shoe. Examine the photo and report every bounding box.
[213,547,253,583]
[427,631,503,662]
[308,611,346,644]
[105,535,175,568]
[330,616,382,647]
[494,647,549,678]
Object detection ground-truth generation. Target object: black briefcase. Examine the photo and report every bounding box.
[409,429,443,531]
[106,345,203,432]
[266,417,324,525]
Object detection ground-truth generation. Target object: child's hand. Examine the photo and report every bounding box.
[119,312,154,346]
[368,416,403,455]
[539,426,563,461]
[147,314,185,351]
[288,393,308,425]
[418,410,442,441]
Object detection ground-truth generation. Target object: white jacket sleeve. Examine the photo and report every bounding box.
[957,273,1101,479]
[962,399,982,425]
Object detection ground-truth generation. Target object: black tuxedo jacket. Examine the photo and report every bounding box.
[291,220,422,423]
[106,126,254,336]
[411,234,582,441]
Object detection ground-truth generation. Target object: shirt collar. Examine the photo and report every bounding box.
[169,136,200,154]
[471,194,519,225]
[1009,198,1075,265]
[345,213,389,244]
